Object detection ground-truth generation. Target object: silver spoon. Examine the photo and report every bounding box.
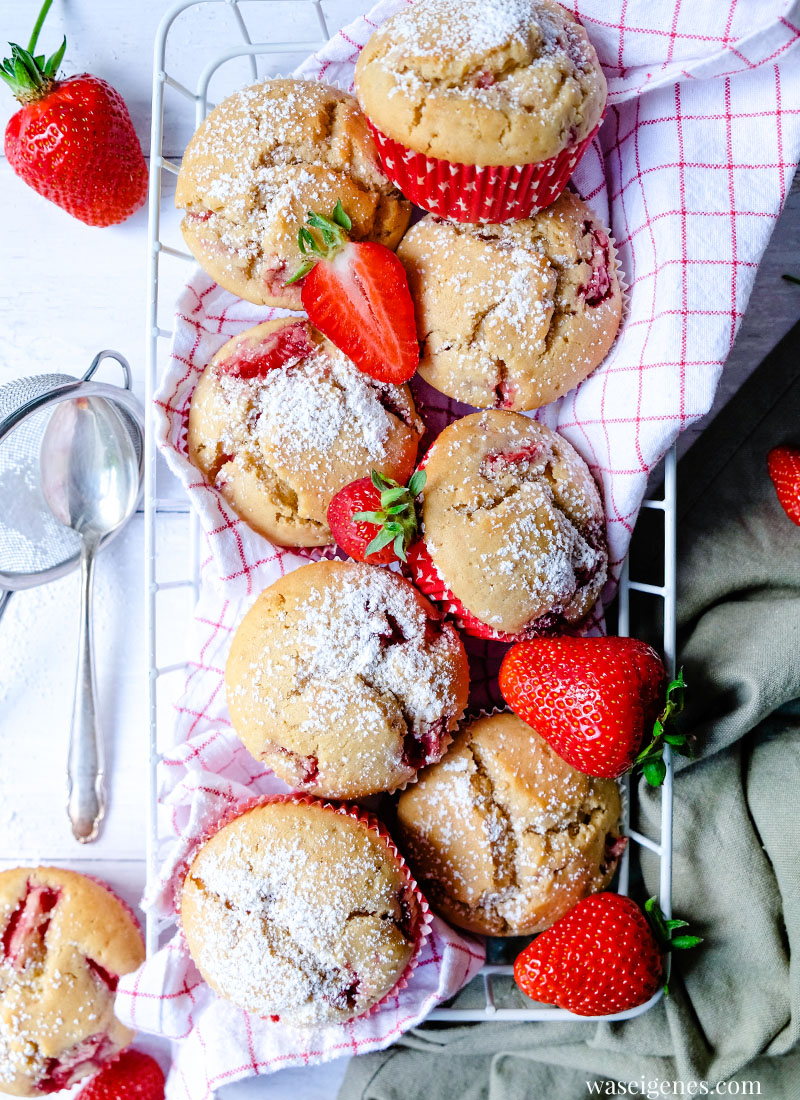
[40,396,141,843]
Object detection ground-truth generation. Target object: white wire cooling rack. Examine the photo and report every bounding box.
[145,0,676,1027]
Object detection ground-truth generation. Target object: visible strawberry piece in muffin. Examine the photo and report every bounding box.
[219,321,313,380]
[86,956,119,992]
[40,1034,120,1093]
[480,441,546,478]
[2,882,60,970]
[401,714,451,772]
[579,222,614,307]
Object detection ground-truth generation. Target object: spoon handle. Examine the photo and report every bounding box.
[67,538,106,843]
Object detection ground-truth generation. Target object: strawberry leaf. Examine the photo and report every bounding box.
[2,2,62,104]
[645,897,703,956]
[364,528,396,556]
[371,470,395,492]
[347,467,426,563]
[635,667,691,786]
[332,199,352,231]
[671,935,704,950]
[408,469,427,497]
[43,35,65,77]
[643,759,667,787]
[380,486,408,506]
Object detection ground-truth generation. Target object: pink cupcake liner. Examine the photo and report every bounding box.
[176,793,433,1024]
[367,119,603,223]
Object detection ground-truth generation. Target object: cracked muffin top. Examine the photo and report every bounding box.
[0,867,144,1096]
[181,799,423,1025]
[397,192,622,411]
[176,78,411,308]
[354,0,606,167]
[225,560,470,798]
[419,411,607,636]
[188,319,423,547]
[396,712,623,936]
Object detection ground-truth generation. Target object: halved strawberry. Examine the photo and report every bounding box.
[327,468,426,564]
[218,322,313,380]
[288,201,419,384]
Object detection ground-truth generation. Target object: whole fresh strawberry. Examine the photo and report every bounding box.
[767,445,800,526]
[2,0,148,226]
[76,1050,164,1100]
[514,893,701,1016]
[287,200,419,384]
[499,636,689,784]
[328,468,426,564]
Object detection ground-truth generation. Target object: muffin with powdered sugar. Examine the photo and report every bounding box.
[354,0,606,221]
[176,78,410,307]
[225,560,470,797]
[396,713,624,936]
[397,191,622,411]
[407,411,608,639]
[181,798,428,1025]
[188,319,423,547]
[0,868,144,1096]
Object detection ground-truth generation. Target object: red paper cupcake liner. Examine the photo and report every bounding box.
[407,538,559,643]
[367,119,602,223]
[176,793,433,1023]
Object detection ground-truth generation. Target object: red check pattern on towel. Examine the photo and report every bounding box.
[120,1,800,1096]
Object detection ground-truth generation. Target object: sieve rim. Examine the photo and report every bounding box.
[0,380,145,590]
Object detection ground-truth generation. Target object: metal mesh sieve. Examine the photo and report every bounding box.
[0,353,144,613]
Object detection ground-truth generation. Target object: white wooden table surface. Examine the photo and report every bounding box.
[0,0,797,1095]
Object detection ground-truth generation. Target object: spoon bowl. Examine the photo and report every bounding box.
[40,395,142,842]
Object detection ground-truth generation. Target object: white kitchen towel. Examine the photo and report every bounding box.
[121,0,800,1096]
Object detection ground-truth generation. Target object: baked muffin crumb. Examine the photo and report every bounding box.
[225,561,470,797]
[396,713,623,935]
[181,800,422,1025]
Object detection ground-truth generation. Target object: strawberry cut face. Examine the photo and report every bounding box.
[2,882,60,971]
[220,322,313,381]
[301,241,419,385]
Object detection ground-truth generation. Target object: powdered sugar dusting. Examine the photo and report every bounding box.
[397,715,623,934]
[227,563,467,796]
[182,803,419,1025]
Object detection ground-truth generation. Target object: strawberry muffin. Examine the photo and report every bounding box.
[354,0,606,221]
[181,798,425,1025]
[225,560,470,797]
[408,411,607,638]
[0,868,145,1096]
[188,319,423,546]
[397,192,622,411]
[396,713,624,936]
[176,78,410,308]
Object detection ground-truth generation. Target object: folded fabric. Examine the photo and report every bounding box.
[337,324,800,1099]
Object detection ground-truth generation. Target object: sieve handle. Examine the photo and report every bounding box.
[67,536,106,843]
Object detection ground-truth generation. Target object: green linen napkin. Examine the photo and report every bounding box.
[338,323,800,1100]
